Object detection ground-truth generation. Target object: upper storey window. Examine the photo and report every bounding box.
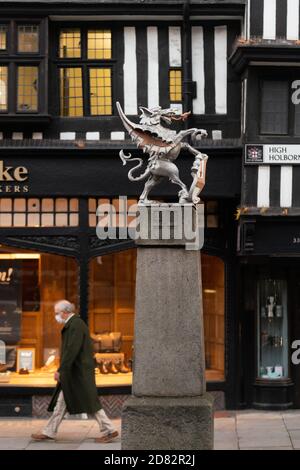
[260,81,289,135]
[260,78,300,137]
[18,25,39,53]
[0,20,47,116]
[59,29,81,58]
[0,26,7,51]
[57,28,113,117]
[87,30,111,59]
[169,69,182,103]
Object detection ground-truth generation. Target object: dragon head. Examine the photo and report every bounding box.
[139,106,191,127]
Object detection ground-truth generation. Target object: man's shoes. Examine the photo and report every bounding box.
[95,431,119,443]
[31,433,55,441]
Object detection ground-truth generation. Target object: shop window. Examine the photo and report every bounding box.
[60,67,83,117]
[17,66,38,112]
[257,278,289,380]
[260,80,289,135]
[202,254,225,381]
[89,250,136,386]
[18,25,39,53]
[88,249,225,386]
[0,66,8,111]
[89,68,112,116]
[88,30,111,60]
[169,69,182,103]
[0,198,79,227]
[0,25,7,51]
[57,27,113,117]
[0,245,78,386]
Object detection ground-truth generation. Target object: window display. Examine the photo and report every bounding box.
[0,245,78,386]
[0,244,226,388]
[89,250,225,384]
[202,254,225,381]
[257,278,289,380]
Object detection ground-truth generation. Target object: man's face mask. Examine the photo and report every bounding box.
[55,312,66,324]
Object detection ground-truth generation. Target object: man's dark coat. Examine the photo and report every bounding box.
[48,315,101,414]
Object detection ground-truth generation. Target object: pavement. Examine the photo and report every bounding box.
[1,410,300,450]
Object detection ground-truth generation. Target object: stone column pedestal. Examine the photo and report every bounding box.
[121,204,214,450]
[122,395,214,450]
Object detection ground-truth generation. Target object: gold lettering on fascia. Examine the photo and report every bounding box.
[0,161,29,193]
[0,161,28,182]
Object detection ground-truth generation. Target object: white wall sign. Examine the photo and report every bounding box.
[246,145,300,164]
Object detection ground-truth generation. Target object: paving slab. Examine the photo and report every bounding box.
[0,437,31,450]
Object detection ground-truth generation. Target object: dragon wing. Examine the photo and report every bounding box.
[116,102,173,157]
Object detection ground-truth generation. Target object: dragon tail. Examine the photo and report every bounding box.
[119,150,150,182]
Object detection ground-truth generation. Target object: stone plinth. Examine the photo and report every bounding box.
[121,203,213,450]
[132,247,205,397]
[122,395,214,450]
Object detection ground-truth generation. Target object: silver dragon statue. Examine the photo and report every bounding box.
[116,102,209,204]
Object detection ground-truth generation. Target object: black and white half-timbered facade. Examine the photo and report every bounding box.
[231,0,300,409]
[2,0,300,416]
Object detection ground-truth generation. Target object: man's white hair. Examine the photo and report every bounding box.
[55,300,75,314]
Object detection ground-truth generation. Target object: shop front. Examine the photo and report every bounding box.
[0,145,241,416]
[239,144,300,410]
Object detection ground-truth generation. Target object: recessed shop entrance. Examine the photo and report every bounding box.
[240,259,300,410]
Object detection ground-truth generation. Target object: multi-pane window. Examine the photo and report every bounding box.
[87,30,111,59]
[59,29,81,58]
[0,25,7,51]
[0,198,79,227]
[0,22,44,114]
[18,25,39,53]
[60,67,83,117]
[169,69,182,102]
[259,79,300,136]
[260,81,289,135]
[0,66,8,111]
[58,27,113,116]
[17,66,38,111]
[89,68,112,115]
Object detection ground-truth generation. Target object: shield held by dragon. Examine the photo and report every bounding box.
[116,101,208,204]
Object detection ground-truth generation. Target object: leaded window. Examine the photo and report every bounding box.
[58,27,113,117]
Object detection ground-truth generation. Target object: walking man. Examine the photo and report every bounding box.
[32,300,118,443]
